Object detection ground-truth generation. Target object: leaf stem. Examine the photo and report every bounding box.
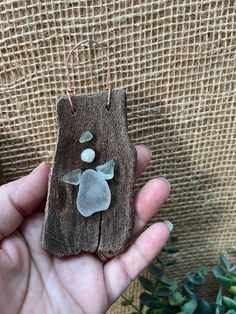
[121,294,143,313]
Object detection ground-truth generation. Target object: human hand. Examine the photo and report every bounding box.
[0,145,171,314]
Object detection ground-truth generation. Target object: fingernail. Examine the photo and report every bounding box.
[145,146,152,159]
[32,162,46,173]
[139,144,152,159]
[164,220,173,232]
[157,177,171,189]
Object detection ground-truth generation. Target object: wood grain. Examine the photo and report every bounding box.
[41,90,136,256]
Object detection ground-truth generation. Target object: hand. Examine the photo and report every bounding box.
[0,145,171,314]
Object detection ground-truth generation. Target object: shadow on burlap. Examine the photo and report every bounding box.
[0,1,236,313]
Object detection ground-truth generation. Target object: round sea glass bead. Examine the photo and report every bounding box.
[81,148,95,163]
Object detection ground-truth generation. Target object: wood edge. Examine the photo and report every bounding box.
[41,98,65,254]
[40,166,53,250]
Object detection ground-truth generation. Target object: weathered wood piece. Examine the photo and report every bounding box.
[41,90,136,256]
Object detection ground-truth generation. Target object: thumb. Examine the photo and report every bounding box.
[0,163,50,240]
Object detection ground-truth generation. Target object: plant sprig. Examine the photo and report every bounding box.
[121,236,236,314]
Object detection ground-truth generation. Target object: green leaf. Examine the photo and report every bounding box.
[213,265,226,278]
[151,310,167,314]
[220,252,231,271]
[229,268,236,277]
[183,282,194,297]
[154,288,172,297]
[217,276,236,286]
[197,299,213,314]
[121,299,129,306]
[169,292,186,306]
[229,285,236,295]
[163,259,177,266]
[155,257,164,266]
[181,299,198,314]
[155,310,173,314]
[139,292,166,309]
[189,266,207,286]
[121,297,133,306]
[169,280,178,292]
[198,266,208,277]
[158,277,176,287]
[216,287,223,306]
[186,273,202,285]
[148,264,164,280]
[139,302,144,312]
[226,310,236,314]
[223,296,236,309]
[169,235,178,242]
[163,246,179,254]
[139,276,154,292]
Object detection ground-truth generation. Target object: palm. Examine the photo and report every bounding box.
[0,146,171,314]
[3,213,108,313]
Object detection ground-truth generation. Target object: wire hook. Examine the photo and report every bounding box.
[65,39,112,113]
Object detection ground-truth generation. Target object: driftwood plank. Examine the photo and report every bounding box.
[41,90,136,256]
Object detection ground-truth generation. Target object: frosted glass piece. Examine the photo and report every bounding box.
[62,169,82,185]
[77,169,111,217]
[81,148,95,163]
[79,131,93,143]
[96,160,115,180]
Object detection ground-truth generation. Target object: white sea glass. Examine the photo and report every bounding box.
[96,160,115,180]
[62,169,82,185]
[79,131,93,143]
[76,169,111,217]
[81,148,95,163]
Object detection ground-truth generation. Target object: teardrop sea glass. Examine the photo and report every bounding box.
[79,131,93,143]
[96,160,115,180]
[62,169,82,185]
[76,169,111,217]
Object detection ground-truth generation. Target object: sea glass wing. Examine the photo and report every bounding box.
[62,169,82,185]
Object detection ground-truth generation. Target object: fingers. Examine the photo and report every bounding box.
[0,144,149,242]
[134,145,170,235]
[104,222,170,303]
[0,163,50,240]
[132,177,170,235]
[135,145,151,178]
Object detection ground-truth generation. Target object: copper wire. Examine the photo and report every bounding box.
[96,251,112,263]
[65,39,112,113]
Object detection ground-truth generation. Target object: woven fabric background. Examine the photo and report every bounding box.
[0,1,236,313]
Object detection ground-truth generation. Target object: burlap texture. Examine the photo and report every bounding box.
[0,1,236,313]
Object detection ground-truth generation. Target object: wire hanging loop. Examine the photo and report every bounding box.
[65,39,112,113]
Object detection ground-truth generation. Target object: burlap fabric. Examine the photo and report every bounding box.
[0,1,235,313]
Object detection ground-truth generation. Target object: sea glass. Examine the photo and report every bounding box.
[77,169,111,217]
[81,148,95,163]
[79,131,93,143]
[96,160,115,180]
[62,169,82,185]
